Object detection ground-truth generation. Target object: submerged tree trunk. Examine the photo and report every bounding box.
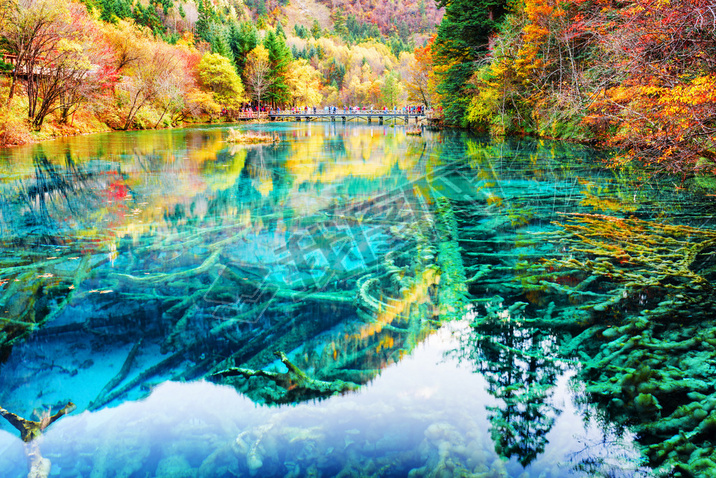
[0,402,76,478]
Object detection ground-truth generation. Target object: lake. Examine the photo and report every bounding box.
[1,123,714,477]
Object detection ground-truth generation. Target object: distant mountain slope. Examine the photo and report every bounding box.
[331,0,443,38]
[246,0,443,40]
[283,0,333,31]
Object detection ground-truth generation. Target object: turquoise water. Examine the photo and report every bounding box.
[0,123,713,477]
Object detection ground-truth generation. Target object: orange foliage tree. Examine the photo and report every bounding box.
[406,34,439,107]
[583,0,716,174]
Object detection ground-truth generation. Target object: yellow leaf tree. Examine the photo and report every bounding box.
[244,45,272,107]
[287,59,323,107]
[197,52,247,111]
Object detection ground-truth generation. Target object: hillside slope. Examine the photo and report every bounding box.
[282,0,333,30]
[329,0,442,37]
[249,0,443,41]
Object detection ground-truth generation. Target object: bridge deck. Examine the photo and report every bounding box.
[268,111,426,123]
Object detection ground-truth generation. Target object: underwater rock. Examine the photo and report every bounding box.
[409,422,472,478]
[246,445,264,476]
[196,442,240,478]
[634,393,661,416]
[155,454,196,478]
[90,434,151,478]
[27,455,51,478]
[233,423,282,477]
[375,432,406,453]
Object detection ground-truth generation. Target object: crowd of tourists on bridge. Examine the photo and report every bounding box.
[274,105,427,115]
[228,104,428,119]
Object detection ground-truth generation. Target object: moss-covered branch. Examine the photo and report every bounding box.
[213,351,358,403]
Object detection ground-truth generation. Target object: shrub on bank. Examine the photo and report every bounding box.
[0,79,32,147]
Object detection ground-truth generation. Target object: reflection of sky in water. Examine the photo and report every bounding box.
[0,323,642,477]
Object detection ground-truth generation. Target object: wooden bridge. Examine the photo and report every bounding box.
[1,53,17,67]
[268,110,427,125]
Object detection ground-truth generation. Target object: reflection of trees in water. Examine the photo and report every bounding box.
[6,152,102,243]
[482,324,561,467]
[6,132,709,474]
[1,141,451,413]
[439,137,646,469]
[441,142,578,468]
[442,138,716,475]
[456,304,562,467]
[0,152,111,355]
[94,190,445,406]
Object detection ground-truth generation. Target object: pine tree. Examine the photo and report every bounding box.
[327,58,346,89]
[100,0,118,23]
[433,0,508,126]
[133,2,165,34]
[100,0,133,23]
[210,24,233,62]
[255,0,266,17]
[195,0,212,44]
[276,21,286,39]
[229,21,259,78]
[332,9,348,39]
[311,19,321,39]
[263,28,293,106]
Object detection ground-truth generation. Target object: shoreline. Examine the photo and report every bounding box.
[0,118,276,150]
[1,117,435,150]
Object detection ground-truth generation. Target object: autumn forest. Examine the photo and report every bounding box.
[1,0,715,177]
[2,1,716,477]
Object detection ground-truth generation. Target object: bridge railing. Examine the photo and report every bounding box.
[234,111,269,120]
[269,109,427,116]
[425,110,442,121]
[1,53,17,66]
[1,53,96,77]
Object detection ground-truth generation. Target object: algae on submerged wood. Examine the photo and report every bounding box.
[213,351,359,403]
[541,212,716,476]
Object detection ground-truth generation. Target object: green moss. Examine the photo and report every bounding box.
[517,211,716,474]
[694,173,716,191]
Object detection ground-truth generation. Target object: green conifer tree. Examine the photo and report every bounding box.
[210,24,233,62]
[311,19,321,39]
[229,21,259,78]
[332,9,348,39]
[100,0,118,23]
[263,28,293,106]
[276,21,286,39]
[195,0,212,44]
[433,0,508,126]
